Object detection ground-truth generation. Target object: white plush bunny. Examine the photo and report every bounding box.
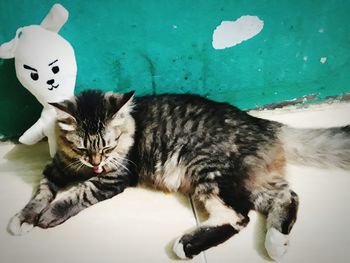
[0,4,77,157]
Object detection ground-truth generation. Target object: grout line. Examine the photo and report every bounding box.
[189,196,208,263]
[189,196,199,226]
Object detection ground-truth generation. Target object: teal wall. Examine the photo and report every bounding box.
[1,0,350,139]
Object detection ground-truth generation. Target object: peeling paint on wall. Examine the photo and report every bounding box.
[212,15,264,49]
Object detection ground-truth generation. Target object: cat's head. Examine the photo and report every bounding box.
[50,90,135,175]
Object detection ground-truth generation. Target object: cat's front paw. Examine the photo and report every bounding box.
[37,202,68,229]
[8,213,35,236]
[265,227,290,261]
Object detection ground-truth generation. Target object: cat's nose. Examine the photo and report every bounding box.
[46,79,55,85]
[90,154,102,166]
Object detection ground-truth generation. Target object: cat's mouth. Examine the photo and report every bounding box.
[81,160,107,175]
[93,166,104,174]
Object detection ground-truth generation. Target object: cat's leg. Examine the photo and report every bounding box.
[265,189,299,261]
[8,163,74,235]
[8,177,58,235]
[37,173,130,229]
[173,193,250,259]
[253,181,299,260]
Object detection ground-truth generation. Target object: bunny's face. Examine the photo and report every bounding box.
[14,26,76,104]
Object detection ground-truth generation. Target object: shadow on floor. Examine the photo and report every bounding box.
[167,198,273,261]
[4,142,50,188]
[253,213,271,260]
[3,142,272,261]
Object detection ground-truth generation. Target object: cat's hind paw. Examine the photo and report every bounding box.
[7,214,34,236]
[265,227,289,261]
[173,237,191,260]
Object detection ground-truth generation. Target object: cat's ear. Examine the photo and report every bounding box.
[49,100,77,131]
[107,91,135,127]
[117,90,135,113]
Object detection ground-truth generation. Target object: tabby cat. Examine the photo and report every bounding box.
[8,90,350,260]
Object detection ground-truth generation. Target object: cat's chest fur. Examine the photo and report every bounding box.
[138,149,191,193]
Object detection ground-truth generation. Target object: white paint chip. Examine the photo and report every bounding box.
[320,57,327,64]
[303,56,308,61]
[212,15,264,50]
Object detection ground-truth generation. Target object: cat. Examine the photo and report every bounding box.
[8,90,350,260]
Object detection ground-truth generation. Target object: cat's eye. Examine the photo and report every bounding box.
[52,66,59,74]
[30,72,39,81]
[76,147,88,154]
[103,146,116,154]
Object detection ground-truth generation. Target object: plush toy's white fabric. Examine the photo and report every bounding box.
[0,4,76,157]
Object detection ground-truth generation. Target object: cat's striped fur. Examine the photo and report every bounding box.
[8,90,350,260]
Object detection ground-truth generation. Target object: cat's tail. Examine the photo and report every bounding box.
[280,125,350,169]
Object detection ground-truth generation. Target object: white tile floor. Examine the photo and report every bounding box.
[1,102,350,263]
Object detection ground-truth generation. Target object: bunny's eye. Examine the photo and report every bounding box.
[30,72,39,81]
[23,64,39,81]
[52,66,59,74]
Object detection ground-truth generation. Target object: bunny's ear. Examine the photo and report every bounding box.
[0,28,22,59]
[40,3,69,33]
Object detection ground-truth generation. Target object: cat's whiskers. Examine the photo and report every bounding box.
[110,157,130,173]
[113,155,137,168]
[75,162,85,173]
[112,160,130,172]
[64,159,82,171]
